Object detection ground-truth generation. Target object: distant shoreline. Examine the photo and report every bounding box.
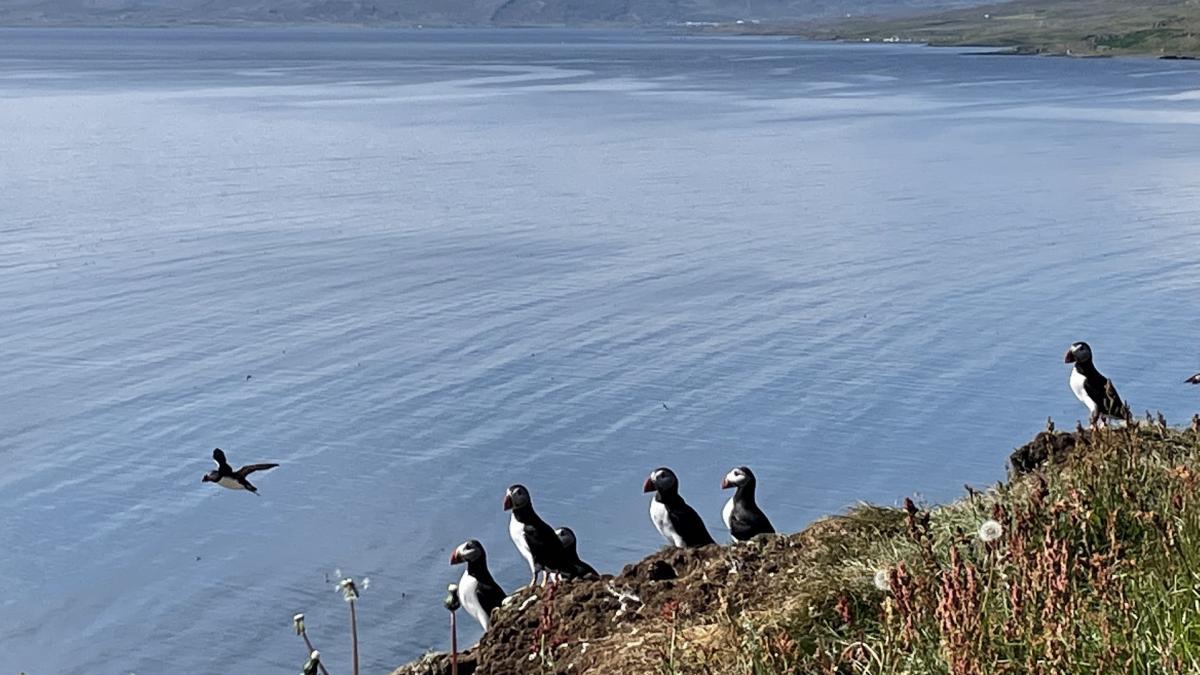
[706,0,1200,59]
[4,13,1200,62]
[709,30,1200,61]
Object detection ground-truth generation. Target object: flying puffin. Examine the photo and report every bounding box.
[555,527,599,579]
[201,448,278,494]
[449,539,506,631]
[643,467,715,548]
[503,484,570,586]
[1065,341,1130,426]
[1187,373,1200,385]
[721,466,775,541]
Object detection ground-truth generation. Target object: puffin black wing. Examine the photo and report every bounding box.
[570,559,599,579]
[729,503,775,540]
[1188,373,1200,385]
[212,448,231,471]
[1084,372,1128,419]
[522,520,570,573]
[476,576,507,614]
[670,502,716,547]
[236,462,279,477]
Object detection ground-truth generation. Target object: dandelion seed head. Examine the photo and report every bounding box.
[338,577,359,602]
[873,569,890,591]
[978,519,1003,543]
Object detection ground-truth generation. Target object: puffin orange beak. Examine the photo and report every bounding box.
[1064,349,1076,363]
[502,494,513,511]
[450,551,461,565]
[721,478,731,489]
[642,477,655,493]
[201,475,211,483]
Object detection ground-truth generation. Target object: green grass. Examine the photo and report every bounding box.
[721,0,1200,57]
[668,425,1200,674]
[389,424,1200,675]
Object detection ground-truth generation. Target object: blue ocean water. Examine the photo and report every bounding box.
[2,27,1199,674]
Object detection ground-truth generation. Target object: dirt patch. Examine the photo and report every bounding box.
[391,649,477,675]
[1008,429,1094,474]
[392,427,1200,675]
[391,509,907,675]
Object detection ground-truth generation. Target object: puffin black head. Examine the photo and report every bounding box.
[721,466,755,490]
[643,467,678,494]
[201,473,215,483]
[555,527,578,549]
[450,539,485,565]
[1065,341,1092,364]
[503,484,530,511]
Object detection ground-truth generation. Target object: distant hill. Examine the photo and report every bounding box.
[727,0,1200,57]
[0,0,992,27]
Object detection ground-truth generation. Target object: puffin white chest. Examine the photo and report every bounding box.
[1069,368,1095,412]
[216,476,244,490]
[722,496,735,531]
[457,569,488,630]
[508,514,535,571]
[650,499,683,548]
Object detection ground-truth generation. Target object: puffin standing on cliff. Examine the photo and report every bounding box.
[201,448,278,494]
[450,539,507,631]
[643,467,716,548]
[1065,341,1130,427]
[503,484,570,587]
[721,466,775,541]
[555,527,599,579]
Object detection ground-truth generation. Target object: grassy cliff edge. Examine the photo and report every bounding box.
[393,419,1200,674]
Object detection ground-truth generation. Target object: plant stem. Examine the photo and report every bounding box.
[301,630,333,675]
[349,600,359,675]
[450,611,458,675]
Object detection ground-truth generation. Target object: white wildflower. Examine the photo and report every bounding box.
[361,577,370,590]
[978,519,1003,543]
[337,577,360,602]
[873,569,891,591]
[292,613,306,634]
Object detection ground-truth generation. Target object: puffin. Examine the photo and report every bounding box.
[201,448,278,494]
[503,484,570,586]
[1064,341,1130,426]
[721,466,775,541]
[449,539,507,631]
[1187,373,1200,385]
[643,467,715,548]
[555,527,599,579]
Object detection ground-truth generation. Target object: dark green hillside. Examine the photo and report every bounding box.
[728,0,1200,57]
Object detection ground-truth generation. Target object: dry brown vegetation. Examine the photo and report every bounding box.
[393,419,1200,674]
